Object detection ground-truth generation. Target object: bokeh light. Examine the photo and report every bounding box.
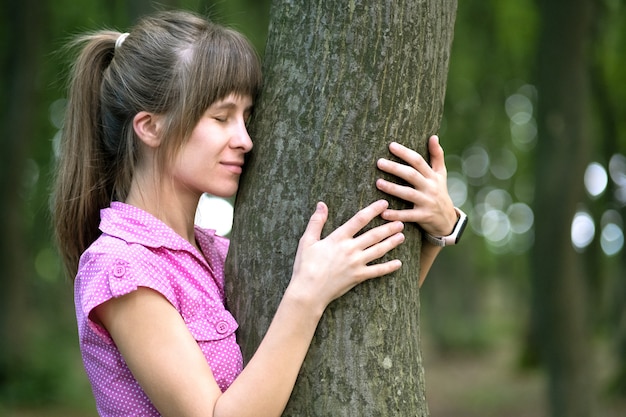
[490,148,518,180]
[506,88,538,151]
[601,223,624,256]
[507,202,534,234]
[481,209,511,247]
[505,93,533,125]
[462,145,490,184]
[584,162,608,198]
[571,210,595,252]
[600,210,624,256]
[195,194,235,236]
[447,172,468,207]
[609,154,626,206]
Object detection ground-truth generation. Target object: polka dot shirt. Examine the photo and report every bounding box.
[74,202,243,416]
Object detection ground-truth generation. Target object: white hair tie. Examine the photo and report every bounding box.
[115,33,130,50]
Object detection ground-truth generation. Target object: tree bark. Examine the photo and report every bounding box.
[531,0,595,415]
[225,1,457,415]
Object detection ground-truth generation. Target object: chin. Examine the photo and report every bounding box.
[206,179,240,199]
[211,188,238,199]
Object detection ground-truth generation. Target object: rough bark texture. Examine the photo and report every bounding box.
[531,0,595,415]
[225,1,457,415]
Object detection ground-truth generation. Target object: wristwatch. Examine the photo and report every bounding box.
[424,207,468,247]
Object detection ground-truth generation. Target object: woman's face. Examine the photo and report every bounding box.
[170,93,253,200]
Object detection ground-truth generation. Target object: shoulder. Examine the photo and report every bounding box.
[78,234,159,282]
[76,235,179,312]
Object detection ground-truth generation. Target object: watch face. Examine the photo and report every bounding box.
[444,208,468,246]
[454,213,468,244]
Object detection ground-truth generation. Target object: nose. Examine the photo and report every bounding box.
[233,118,253,152]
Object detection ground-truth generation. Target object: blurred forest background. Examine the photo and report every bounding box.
[1,0,626,416]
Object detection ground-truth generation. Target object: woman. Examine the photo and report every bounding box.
[52,10,460,417]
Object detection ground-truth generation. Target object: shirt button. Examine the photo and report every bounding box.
[215,321,229,335]
[113,264,126,278]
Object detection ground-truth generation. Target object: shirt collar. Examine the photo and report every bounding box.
[99,202,219,253]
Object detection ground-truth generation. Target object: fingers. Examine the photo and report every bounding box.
[381,142,431,177]
[376,147,428,191]
[377,136,447,181]
[299,202,328,246]
[375,178,420,203]
[351,223,405,283]
[427,135,447,174]
[290,201,405,310]
[361,228,405,264]
[380,208,424,223]
[359,259,403,281]
[333,199,390,238]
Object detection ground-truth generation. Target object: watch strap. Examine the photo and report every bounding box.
[424,207,468,247]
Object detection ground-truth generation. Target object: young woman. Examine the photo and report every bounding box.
[52,10,461,417]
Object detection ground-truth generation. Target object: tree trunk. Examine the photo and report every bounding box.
[531,0,595,415]
[225,1,457,415]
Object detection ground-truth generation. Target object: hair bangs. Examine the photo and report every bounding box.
[189,27,262,121]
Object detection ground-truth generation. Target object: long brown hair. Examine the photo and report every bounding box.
[52,10,262,278]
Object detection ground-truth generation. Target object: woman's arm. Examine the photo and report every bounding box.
[94,200,405,417]
[375,135,458,287]
[418,243,443,287]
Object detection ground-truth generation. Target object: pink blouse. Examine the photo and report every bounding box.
[75,202,242,416]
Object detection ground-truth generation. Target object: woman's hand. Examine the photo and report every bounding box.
[286,200,405,316]
[375,135,457,237]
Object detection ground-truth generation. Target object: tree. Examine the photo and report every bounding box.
[225,0,457,415]
[530,0,595,415]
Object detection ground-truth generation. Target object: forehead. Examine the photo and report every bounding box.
[210,93,253,109]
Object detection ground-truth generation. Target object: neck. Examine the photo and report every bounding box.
[125,175,200,245]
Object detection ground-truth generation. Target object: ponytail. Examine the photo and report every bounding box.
[52,32,119,279]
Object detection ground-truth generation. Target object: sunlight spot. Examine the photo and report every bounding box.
[505,93,533,124]
[49,98,67,129]
[484,189,512,211]
[510,119,537,151]
[601,223,623,256]
[507,203,534,234]
[195,194,234,236]
[462,145,490,181]
[609,154,626,186]
[482,209,510,245]
[584,162,608,198]
[447,172,468,207]
[490,148,518,180]
[609,154,626,205]
[469,203,487,237]
[571,211,595,252]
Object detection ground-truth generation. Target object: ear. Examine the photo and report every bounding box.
[133,111,163,148]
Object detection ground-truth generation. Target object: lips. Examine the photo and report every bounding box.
[221,161,244,174]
